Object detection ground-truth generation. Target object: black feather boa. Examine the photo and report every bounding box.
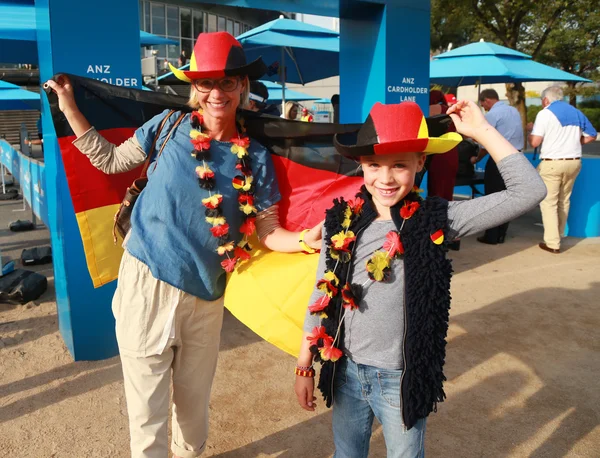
[313,186,452,430]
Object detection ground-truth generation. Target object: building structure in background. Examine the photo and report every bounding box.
[137,1,283,71]
[0,2,283,84]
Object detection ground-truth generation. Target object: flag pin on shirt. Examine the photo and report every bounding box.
[430,229,444,245]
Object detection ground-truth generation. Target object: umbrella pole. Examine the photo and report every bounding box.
[281,47,286,116]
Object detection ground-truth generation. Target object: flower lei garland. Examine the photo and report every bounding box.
[307,192,422,363]
[189,110,257,273]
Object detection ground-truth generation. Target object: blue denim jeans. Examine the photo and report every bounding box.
[332,358,427,458]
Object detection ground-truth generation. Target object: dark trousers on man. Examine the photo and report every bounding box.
[481,158,509,243]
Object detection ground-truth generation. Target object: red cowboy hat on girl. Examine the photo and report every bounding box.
[334,102,462,157]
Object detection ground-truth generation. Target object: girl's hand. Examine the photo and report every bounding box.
[447,100,492,142]
[303,219,324,251]
[294,375,317,412]
[44,75,78,115]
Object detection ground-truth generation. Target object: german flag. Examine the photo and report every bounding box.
[49,75,451,356]
[48,75,362,356]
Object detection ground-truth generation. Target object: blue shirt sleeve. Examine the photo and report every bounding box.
[580,112,598,137]
[250,140,281,212]
[134,109,176,158]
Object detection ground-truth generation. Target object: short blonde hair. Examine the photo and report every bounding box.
[187,76,250,109]
[284,101,300,119]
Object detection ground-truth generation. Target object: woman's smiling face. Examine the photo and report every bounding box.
[193,76,245,121]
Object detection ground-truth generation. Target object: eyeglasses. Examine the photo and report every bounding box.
[192,77,240,93]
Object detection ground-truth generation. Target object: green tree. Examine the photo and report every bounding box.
[430,1,478,53]
[431,0,572,140]
[536,0,600,106]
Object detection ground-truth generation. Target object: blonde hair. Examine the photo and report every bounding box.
[284,101,300,120]
[187,75,250,110]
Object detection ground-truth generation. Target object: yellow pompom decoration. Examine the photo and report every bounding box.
[240,203,258,215]
[217,241,235,255]
[231,145,249,158]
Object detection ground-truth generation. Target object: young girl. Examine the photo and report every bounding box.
[294,100,546,457]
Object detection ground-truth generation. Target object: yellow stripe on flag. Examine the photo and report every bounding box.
[75,204,124,288]
[224,240,319,357]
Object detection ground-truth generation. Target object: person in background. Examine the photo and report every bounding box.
[528,85,597,254]
[331,94,340,124]
[282,101,300,120]
[247,81,280,116]
[472,88,524,245]
[301,107,314,122]
[427,90,460,249]
[25,115,44,151]
[178,50,188,68]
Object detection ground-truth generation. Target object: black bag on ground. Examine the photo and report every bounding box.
[21,246,52,266]
[0,188,19,201]
[0,269,47,304]
[9,220,35,232]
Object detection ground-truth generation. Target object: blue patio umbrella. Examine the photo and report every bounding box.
[260,80,319,103]
[0,80,40,110]
[237,17,339,110]
[0,4,176,65]
[430,42,590,91]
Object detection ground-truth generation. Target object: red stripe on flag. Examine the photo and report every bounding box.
[59,128,144,213]
[272,156,363,232]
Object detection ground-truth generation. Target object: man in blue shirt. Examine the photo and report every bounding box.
[472,89,524,244]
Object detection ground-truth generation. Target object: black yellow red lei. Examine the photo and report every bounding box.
[306,191,421,363]
[190,110,257,273]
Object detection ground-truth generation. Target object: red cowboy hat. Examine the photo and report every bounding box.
[334,102,462,157]
[169,32,266,82]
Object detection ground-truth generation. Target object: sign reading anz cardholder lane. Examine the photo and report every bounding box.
[388,77,429,103]
[86,64,140,87]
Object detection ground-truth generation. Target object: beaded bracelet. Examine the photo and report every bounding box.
[296,364,313,371]
[299,229,317,254]
[295,366,315,377]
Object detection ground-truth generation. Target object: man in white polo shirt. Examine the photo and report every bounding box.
[529,85,597,254]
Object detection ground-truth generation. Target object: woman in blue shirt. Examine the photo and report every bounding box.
[45,32,322,458]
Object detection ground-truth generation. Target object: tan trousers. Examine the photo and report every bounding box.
[537,160,582,250]
[112,251,224,458]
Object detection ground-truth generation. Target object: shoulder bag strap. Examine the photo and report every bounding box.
[145,112,186,175]
[139,109,177,178]
[155,112,186,160]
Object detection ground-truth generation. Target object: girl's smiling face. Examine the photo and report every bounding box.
[360,152,426,218]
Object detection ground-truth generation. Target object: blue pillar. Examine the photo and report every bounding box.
[339,0,431,122]
[566,157,600,237]
[35,0,142,360]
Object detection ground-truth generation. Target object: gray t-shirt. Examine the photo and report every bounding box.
[303,153,546,369]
